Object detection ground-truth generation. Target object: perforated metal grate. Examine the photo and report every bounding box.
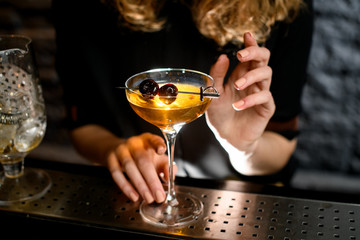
[1,169,359,239]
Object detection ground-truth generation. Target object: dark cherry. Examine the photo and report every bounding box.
[139,79,159,99]
[159,83,178,104]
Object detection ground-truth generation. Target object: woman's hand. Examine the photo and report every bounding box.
[206,32,275,153]
[107,132,176,204]
[71,125,175,204]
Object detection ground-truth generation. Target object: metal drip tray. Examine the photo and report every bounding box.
[1,168,359,239]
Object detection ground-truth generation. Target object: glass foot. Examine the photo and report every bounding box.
[140,192,203,227]
[0,168,51,206]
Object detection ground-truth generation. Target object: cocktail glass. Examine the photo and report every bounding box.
[125,68,216,227]
[0,35,50,205]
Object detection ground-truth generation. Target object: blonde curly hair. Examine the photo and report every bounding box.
[105,0,304,46]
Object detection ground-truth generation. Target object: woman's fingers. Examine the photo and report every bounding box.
[231,32,273,113]
[110,133,169,204]
[237,46,270,66]
[243,32,258,47]
[232,89,275,114]
[145,133,166,154]
[234,66,272,91]
[158,158,178,183]
[209,54,230,91]
[232,66,274,114]
[108,151,139,202]
[133,152,167,203]
[237,32,270,67]
[118,143,158,203]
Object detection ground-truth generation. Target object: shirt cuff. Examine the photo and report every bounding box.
[205,113,255,175]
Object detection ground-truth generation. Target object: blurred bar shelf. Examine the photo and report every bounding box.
[0,159,359,239]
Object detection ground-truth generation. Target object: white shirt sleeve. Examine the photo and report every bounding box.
[205,113,256,175]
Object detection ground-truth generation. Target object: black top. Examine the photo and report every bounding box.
[52,0,313,183]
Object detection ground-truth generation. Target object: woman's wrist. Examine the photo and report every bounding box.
[71,124,125,166]
[205,113,261,175]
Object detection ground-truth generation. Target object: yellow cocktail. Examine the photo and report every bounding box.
[127,83,211,132]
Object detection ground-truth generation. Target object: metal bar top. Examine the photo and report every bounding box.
[0,159,359,239]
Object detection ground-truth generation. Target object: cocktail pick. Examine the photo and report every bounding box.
[117,86,220,101]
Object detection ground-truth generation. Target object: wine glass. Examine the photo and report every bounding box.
[0,35,50,205]
[125,68,218,227]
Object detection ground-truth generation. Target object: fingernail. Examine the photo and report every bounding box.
[129,192,139,202]
[144,191,154,203]
[218,54,227,61]
[232,101,245,111]
[157,146,165,154]
[155,190,165,203]
[159,172,167,183]
[237,50,249,59]
[234,78,246,90]
[246,32,253,39]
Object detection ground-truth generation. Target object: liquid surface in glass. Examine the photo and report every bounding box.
[127,83,211,131]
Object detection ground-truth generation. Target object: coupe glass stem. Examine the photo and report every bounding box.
[163,130,179,207]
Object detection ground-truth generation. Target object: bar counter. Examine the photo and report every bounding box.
[1,158,359,239]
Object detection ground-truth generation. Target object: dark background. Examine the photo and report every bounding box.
[1,0,359,193]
